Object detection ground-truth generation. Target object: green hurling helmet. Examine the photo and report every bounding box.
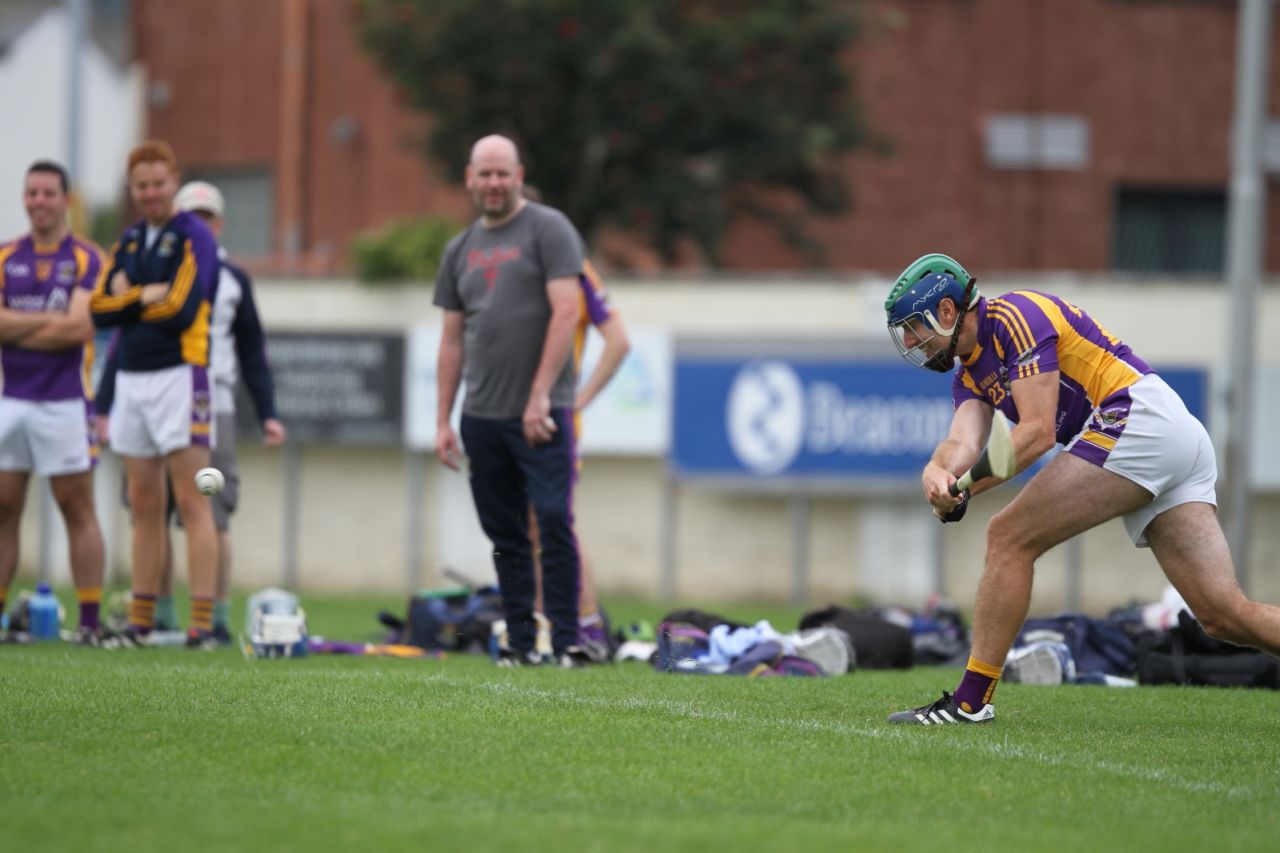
[885,253,981,372]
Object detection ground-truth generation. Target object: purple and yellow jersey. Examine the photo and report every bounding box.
[571,258,614,440]
[0,234,105,401]
[952,291,1153,446]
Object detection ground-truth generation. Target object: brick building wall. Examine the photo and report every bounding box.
[134,0,1280,274]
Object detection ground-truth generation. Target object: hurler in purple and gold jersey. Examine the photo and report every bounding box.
[0,234,104,401]
[951,290,1153,469]
[879,252,1280,729]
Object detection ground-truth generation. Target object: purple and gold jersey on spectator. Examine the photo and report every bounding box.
[571,258,614,441]
[952,291,1152,445]
[573,259,613,367]
[0,234,104,401]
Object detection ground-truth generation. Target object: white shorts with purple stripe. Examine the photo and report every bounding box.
[109,364,215,457]
[1065,373,1217,547]
[0,396,95,476]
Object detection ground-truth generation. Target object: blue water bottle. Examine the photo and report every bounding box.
[29,583,61,641]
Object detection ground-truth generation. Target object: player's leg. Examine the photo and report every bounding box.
[152,475,179,630]
[529,505,544,615]
[0,470,31,619]
[29,399,105,635]
[0,398,35,618]
[148,364,217,642]
[49,470,105,632]
[110,371,167,636]
[166,444,217,635]
[1147,502,1280,656]
[577,546,607,647]
[460,414,537,658]
[972,455,1151,663]
[519,407,581,659]
[123,454,167,633]
[953,453,1152,706]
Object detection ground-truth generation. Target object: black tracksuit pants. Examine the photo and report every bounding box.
[460,408,581,656]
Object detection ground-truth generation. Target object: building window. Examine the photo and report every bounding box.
[182,169,274,257]
[984,114,1090,170]
[1112,187,1226,274]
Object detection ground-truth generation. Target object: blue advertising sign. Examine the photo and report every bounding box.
[672,357,954,480]
[671,355,1209,482]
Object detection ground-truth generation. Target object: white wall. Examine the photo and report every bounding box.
[0,8,143,239]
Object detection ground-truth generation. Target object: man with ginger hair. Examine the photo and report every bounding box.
[90,141,220,648]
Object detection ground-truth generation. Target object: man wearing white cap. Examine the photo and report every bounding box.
[98,180,285,642]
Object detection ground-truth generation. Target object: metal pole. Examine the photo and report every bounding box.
[282,442,302,589]
[65,0,86,179]
[659,475,678,601]
[789,494,811,606]
[1222,0,1273,593]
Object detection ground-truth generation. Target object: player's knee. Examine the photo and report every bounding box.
[988,502,1049,560]
[53,489,95,524]
[1195,602,1249,646]
[128,485,165,516]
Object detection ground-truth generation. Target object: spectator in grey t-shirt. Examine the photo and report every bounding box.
[433,134,590,668]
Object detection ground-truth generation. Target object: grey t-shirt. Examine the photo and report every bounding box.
[433,202,585,419]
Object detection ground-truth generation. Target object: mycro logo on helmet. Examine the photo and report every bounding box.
[726,360,805,475]
[911,275,949,311]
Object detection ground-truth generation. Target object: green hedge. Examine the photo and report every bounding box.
[352,216,461,284]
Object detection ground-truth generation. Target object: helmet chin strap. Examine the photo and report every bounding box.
[925,277,978,373]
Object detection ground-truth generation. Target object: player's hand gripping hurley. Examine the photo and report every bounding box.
[949,409,1016,496]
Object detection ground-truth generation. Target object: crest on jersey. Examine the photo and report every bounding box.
[35,260,52,281]
[56,260,76,285]
[157,232,177,258]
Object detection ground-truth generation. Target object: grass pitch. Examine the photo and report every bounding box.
[3,591,1277,852]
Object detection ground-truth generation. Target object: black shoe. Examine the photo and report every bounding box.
[1,629,32,644]
[185,628,219,651]
[70,626,117,647]
[212,624,233,647]
[887,690,994,725]
[556,645,600,669]
[103,626,151,649]
[495,648,545,668]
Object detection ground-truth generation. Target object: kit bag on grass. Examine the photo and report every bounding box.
[1137,609,1280,689]
[798,605,914,669]
[378,585,503,652]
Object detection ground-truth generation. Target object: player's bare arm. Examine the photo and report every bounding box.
[575,313,631,411]
[0,306,52,343]
[13,288,93,351]
[924,399,991,513]
[522,275,580,445]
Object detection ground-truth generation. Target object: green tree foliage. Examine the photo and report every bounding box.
[351,216,461,283]
[358,0,870,266]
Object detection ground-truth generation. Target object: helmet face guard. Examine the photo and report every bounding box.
[884,253,979,372]
[888,314,953,372]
